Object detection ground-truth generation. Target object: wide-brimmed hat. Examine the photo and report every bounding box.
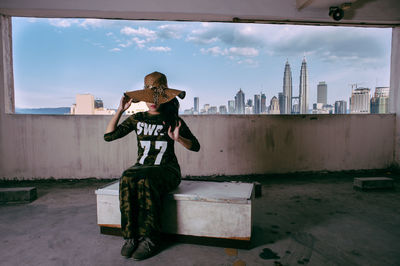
[124,72,185,105]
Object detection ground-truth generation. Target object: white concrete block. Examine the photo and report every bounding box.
[95,180,254,240]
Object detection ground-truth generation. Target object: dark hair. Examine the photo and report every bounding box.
[159,98,180,133]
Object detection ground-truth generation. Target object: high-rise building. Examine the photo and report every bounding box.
[269,96,280,114]
[313,103,334,114]
[299,57,308,114]
[335,100,347,114]
[292,103,300,114]
[71,94,115,115]
[282,60,292,114]
[219,105,227,114]
[235,89,245,114]
[246,99,253,107]
[261,93,267,114]
[278,92,285,114]
[350,88,370,113]
[74,94,94,114]
[371,87,389,114]
[94,98,103,108]
[208,106,217,114]
[254,94,261,114]
[203,104,210,113]
[194,97,199,114]
[183,108,194,114]
[245,106,253,114]
[228,100,235,114]
[374,87,390,97]
[317,81,327,105]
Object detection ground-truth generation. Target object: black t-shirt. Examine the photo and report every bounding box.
[104,112,200,174]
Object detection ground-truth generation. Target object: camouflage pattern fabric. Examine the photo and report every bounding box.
[104,112,200,239]
[119,165,180,239]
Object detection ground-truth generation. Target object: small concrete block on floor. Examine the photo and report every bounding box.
[0,187,37,203]
[353,177,394,190]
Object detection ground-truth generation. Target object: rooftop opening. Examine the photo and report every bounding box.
[11,17,392,115]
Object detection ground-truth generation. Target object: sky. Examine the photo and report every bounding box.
[12,17,392,111]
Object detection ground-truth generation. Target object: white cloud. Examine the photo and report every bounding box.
[200,46,226,56]
[118,41,132,48]
[110,48,121,52]
[48,19,79,28]
[106,32,113,37]
[148,46,171,52]
[201,46,259,57]
[237,59,259,67]
[228,47,258,57]
[80,19,110,29]
[121,26,157,40]
[157,24,185,39]
[27,18,38,23]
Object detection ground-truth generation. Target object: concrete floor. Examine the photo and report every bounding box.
[1,173,400,266]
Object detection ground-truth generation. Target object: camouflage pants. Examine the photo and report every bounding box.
[119,165,180,239]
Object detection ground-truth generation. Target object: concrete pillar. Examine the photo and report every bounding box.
[0,15,14,175]
[389,27,400,166]
[0,15,14,114]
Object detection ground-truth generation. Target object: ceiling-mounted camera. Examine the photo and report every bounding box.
[329,6,344,21]
[329,3,352,21]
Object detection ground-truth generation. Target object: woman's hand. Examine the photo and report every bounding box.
[118,95,133,112]
[168,120,181,141]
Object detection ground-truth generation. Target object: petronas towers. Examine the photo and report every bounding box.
[282,60,293,114]
[282,57,309,114]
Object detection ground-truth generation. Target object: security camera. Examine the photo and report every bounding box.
[329,6,344,21]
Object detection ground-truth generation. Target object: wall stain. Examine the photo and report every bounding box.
[265,128,275,150]
[285,129,294,145]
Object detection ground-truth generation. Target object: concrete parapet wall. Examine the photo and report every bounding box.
[0,113,395,179]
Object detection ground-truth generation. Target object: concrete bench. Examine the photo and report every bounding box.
[95,180,254,242]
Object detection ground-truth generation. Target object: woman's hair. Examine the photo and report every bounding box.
[159,97,180,133]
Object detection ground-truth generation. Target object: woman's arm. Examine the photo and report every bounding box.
[105,96,132,134]
[104,95,136,142]
[168,119,200,152]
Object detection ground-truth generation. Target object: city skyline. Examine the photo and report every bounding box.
[12,17,392,111]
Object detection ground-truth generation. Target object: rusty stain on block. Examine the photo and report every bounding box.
[225,248,238,256]
[233,259,246,266]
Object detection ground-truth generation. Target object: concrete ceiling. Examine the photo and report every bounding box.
[0,0,399,26]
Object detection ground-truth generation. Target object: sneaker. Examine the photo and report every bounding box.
[120,238,138,258]
[132,237,160,261]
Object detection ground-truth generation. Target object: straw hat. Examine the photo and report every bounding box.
[124,72,186,104]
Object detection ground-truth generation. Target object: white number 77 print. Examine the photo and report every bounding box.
[139,140,168,165]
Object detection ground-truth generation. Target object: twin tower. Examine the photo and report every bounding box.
[282,58,308,114]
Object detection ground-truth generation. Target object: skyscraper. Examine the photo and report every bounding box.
[278,92,285,114]
[335,100,347,114]
[282,60,292,114]
[261,93,267,114]
[269,96,280,114]
[194,97,199,114]
[317,81,327,105]
[219,105,227,114]
[254,94,261,114]
[350,88,370,113]
[370,87,389,114]
[235,89,245,114]
[299,57,308,114]
[228,100,235,114]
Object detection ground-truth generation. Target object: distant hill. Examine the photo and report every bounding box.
[15,107,71,115]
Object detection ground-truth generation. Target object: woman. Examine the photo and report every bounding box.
[104,72,200,260]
